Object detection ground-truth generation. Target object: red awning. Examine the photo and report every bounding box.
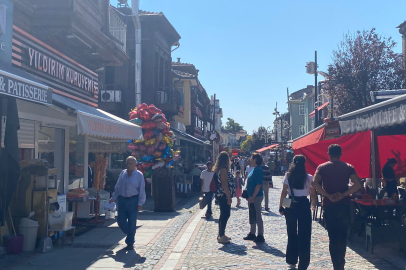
[309,101,329,118]
[256,144,279,153]
[292,126,326,150]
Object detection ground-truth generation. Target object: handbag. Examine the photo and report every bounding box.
[282,176,297,208]
[209,176,217,192]
[199,194,207,209]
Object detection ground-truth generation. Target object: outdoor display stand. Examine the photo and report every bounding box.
[175,174,192,197]
[152,168,176,212]
[88,154,107,224]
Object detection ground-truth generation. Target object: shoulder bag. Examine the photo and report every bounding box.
[282,176,297,208]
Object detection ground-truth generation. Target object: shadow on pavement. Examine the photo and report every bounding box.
[219,243,247,255]
[262,211,280,217]
[106,247,146,268]
[252,243,286,257]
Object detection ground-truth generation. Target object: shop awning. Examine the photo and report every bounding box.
[256,144,279,153]
[339,94,406,135]
[0,60,52,105]
[53,94,143,140]
[171,128,211,146]
[309,101,329,118]
[292,124,326,150]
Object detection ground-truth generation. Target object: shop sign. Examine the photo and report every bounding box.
[0,0,13,63]
[89,142,127,154]
[28,47,98,96]
[0,69,52,104]
[339,98,406,134]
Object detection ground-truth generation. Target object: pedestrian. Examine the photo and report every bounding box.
[312,144,362,270]
[200,161,215,219]
[239,157,245,176]
[267,157,276,182]
[244,161,254,186]
[213,151,235,244]
[110,156,146,250]
[382,158,398,198]
[234,170,243,207]
[230,159,235,174]
[261,162,272,211]
[279,155,317,270]
[243,153,265,243]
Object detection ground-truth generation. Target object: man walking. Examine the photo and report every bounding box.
[261,162,272,211]
[267,158,275,187]
[239,157,245,176]
[200,161,215,219]
[110,156,146,250]
[312,144,361,270]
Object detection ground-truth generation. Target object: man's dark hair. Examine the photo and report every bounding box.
[236,170,241,174]
[251,153,263,166]
[206,161,213,166]
[328,144,342,158]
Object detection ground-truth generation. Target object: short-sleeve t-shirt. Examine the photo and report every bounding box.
[283,173,313,196]
[247,166,264,197]
[200,170,214,193]
[315,161,356,207]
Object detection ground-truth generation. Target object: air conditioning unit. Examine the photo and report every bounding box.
[100,90,121,102]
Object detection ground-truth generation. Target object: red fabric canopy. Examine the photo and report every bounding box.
[294,131,371,178]
[256,144,279,153]
[309,101,329,118]
[377,135,406,178]
[292,126,326,150]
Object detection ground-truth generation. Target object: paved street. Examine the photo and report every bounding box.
[6,176,406,270]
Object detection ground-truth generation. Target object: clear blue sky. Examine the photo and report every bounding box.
[112,0,406,134]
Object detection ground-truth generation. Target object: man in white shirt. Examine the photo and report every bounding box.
[200,161,215,219]
[239,158,245,176]
[244,164,254,186]
[109,156,146,250]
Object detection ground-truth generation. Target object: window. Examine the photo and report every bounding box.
[299,125,306,136]
[299,105,305,115]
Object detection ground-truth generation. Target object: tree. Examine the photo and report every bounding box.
[323,28,404,115]
[241,135,253,151]
[224,118,243,133]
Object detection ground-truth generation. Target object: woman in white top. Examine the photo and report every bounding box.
[279,155,317,270]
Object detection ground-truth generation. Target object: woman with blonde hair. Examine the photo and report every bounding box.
[213,151,235,244]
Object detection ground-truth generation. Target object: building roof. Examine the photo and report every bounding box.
[290,85,314,101]
[139,10,163,15]
[139,10,181,45]
[172,69,197,79]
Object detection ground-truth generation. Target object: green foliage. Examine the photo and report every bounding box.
[324,28,404,115]
[224,118,244,133]
[241,135,253,151]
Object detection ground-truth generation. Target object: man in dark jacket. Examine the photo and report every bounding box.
[261,163,273,211]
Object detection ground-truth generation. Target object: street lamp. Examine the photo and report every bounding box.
[306,51,320,128]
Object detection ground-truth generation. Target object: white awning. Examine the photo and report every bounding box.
[53,94,143,140]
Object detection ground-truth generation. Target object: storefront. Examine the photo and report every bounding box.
[0,22,143,228]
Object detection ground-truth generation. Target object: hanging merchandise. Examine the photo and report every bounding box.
[127,104,180,178]
[93,154,108,191]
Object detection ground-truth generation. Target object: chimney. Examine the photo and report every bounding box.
[177,57,181,63]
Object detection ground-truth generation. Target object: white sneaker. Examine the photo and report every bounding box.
[217,235,230,244]
[224,235,231,240]
[287,264,296,270]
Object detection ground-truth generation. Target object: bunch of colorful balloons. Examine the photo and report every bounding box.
[128,103,180,179]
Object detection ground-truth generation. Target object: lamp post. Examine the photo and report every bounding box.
[306,51,319,128]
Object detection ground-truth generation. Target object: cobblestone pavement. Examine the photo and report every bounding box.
[178,177,406,270]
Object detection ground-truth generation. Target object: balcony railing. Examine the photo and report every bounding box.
[109,7,127,53]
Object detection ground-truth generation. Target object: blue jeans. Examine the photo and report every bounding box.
[117,195,139,246]
[204,191,213,217]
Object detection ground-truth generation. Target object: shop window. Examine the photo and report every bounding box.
[69,126,85,190]
[111,153,128,169]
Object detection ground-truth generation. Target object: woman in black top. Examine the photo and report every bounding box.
[382,158,398,198]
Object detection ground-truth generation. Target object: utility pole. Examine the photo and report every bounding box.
[314,51,319,128]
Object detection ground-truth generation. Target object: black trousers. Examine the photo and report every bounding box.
[204,191,213,217]
[217,196,231,237]
[324,204,351,270]
[284,197,312,270]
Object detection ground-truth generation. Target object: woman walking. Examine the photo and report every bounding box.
[234,170,243,207]
[279,155,316,270]
[213,151,235,244]
[243,153,265,243]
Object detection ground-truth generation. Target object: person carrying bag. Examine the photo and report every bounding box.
[279,155,317,270]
